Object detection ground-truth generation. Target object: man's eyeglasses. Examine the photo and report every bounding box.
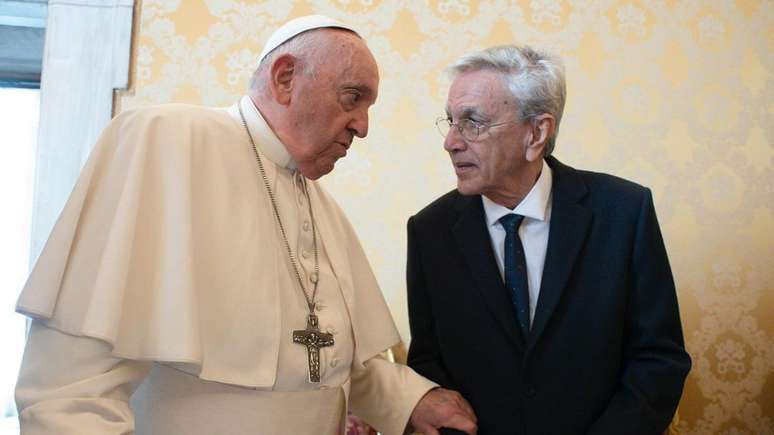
[435,117,512,142]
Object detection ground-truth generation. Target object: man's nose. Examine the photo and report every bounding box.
[443,126,466,152]
[349,109,369,138]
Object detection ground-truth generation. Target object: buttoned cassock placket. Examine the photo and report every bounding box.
[254,130,355,393]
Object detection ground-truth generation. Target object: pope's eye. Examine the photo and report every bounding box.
[342,90,361,107]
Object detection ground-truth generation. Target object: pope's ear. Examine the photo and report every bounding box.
[268,54,297,105]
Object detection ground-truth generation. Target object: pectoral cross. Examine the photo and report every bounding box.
[293,313,334,382]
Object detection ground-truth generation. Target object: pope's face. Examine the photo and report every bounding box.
[285,33,379,180]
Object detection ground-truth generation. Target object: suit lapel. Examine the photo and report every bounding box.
[528,157,592,349]
[452,194,524,350]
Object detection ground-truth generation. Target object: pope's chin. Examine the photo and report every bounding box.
[298,165,326,180]
[310,161,337,180]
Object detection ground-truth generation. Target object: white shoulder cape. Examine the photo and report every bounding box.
[17,103,401,388]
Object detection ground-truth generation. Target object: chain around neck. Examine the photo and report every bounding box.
[238,104,320,314]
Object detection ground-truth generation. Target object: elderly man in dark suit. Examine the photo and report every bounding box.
[406,45,691,435]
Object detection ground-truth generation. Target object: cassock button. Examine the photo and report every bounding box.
[310,272,318,283]
[330,358,340,368]
[525,386,537,398]
[301,250,310,259]
[303,221,310,232]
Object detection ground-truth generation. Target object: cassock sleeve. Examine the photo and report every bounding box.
[348,355,438,435]
[15,321,151,435]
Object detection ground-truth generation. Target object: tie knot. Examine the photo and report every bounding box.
[499,214,525,234]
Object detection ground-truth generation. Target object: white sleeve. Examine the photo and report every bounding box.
[15,321,152,435]
[348,354,438,435]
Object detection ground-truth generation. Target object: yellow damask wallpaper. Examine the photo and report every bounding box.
[119,1,773,433]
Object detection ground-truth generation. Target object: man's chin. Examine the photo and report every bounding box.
[456,180,481,196]
[297,166,323,180]
[300,163,336,180]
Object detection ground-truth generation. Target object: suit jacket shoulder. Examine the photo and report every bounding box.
[547,156,655,223]
[410,189,465,228]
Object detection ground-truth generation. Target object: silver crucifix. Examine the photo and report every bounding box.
[293,313,334,382]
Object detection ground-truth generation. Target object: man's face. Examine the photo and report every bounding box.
[444,69,533,198]
[285,33,379,180]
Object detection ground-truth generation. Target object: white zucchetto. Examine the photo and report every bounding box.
[257,15,359,65]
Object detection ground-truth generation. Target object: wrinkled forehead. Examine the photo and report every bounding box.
[328,33,380,94]
[337,31,378,72]
[351,42,379,83]
[446,70,511,117]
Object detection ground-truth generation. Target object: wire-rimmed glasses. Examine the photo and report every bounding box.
[435,117,512,142]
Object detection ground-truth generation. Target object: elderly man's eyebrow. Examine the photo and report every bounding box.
[448,106,487,120]
[342,83,375,98]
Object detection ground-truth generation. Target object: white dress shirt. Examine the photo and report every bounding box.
[482,160,553,325]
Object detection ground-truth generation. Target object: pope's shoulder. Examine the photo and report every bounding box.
[110,103,235,133]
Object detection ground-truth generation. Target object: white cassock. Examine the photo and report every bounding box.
[15,96,437,435]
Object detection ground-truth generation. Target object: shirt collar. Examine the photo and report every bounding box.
[228,95,297,170]
[482,159,553,227]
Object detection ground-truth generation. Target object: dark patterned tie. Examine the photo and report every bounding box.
[499,214,530,339]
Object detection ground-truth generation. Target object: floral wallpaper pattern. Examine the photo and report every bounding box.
[119,1,774,433]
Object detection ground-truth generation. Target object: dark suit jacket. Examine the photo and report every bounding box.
[406,156,691,435]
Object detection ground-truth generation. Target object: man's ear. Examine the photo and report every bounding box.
[268,54,297,105]
[525,114,555,162]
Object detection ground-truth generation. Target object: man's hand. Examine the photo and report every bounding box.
[409,387,477,435]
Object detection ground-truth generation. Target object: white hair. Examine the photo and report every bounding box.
[448,45,566,156]
[249,28,359,92]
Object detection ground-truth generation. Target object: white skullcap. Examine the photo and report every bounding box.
[257,15,358,66]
